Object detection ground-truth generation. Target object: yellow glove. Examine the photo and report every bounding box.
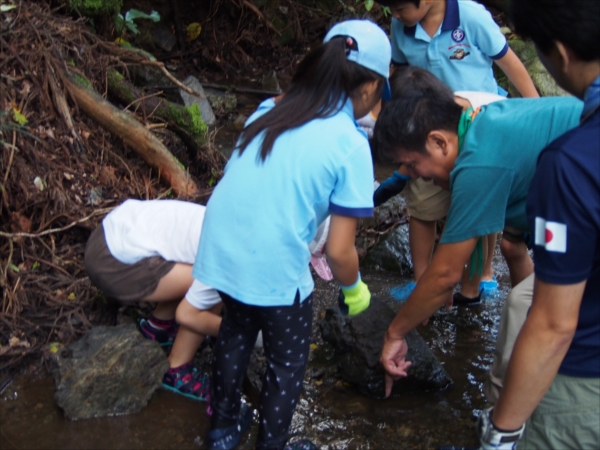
[339,274,371,316]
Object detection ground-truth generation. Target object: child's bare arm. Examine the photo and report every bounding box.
[326,214,360,286]
[494,48,540,98]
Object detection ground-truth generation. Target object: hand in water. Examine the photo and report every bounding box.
[380,334,412,397]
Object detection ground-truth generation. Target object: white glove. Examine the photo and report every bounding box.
[356,111,377,138]
[477,407,525,450]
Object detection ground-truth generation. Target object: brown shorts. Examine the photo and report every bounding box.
[84,224,175,302]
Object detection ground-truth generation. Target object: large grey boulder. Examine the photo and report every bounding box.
[180,76,217,126]
[319,297,452,398]
[53,324,169,420]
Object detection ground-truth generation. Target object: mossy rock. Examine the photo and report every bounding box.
[494,38,569,98]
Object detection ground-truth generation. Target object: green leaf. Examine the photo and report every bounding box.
[1,5,17,12]
[125,21,139,34]
[12,109,28,126]
[8,263,20,273]
[125,9,160,23]
[364,0,374,11]
[32,261,39,270]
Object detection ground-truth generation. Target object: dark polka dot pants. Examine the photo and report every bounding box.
[211,291,313,450]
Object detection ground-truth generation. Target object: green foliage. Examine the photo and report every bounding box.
[184,104,208,137]
[355,0,390,16]
[67,0,123,17]
[0,110,39,148]
[115,9,160,36]
[359,0,375,11]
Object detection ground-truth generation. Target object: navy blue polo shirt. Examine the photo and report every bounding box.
[527,83,600,377]
[390,0,508,93]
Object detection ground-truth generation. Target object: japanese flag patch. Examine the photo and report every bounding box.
[535,217,567,253]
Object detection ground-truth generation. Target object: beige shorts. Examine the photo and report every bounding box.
[402,177,451,221]
[520,374,600,449]
[84,224,175,302]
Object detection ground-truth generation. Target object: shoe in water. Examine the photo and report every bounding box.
[479,275,498,295]
[139,318,178,347]
[162,362,210,401]
[390,281,416,301]
[453,289,483,307]
[208,401,254,450]
[284,439,319,450]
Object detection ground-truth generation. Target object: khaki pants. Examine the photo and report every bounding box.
[484,273,534,403]
[519,374,600,449]
[402,178,451,221]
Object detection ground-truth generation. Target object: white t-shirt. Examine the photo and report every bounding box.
[454,91,506,109]
[102,199,220,310]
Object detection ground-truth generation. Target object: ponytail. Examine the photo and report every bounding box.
[236,37,383,161]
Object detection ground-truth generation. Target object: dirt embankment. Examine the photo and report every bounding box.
[0,0,390,375]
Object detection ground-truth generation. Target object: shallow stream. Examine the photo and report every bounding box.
[0,251,511,449]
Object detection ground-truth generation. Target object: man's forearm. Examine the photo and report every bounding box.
[387,267,455,339]
[386,239,477,339]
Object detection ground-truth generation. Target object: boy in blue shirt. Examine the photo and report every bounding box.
[380,0,538,95]
[477,1,600,449]
[371,0,539,304]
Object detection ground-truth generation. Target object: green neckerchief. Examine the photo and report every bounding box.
[457,107,475,153]
[457,108,484,280]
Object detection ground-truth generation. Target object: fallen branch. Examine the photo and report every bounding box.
[64,72,200,198]
[0,208,113,238]
[138,60,205,99]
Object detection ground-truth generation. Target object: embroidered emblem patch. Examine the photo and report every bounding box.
[452,28,465,43]
[449,48,470,60]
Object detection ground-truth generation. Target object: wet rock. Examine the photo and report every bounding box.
[152,27,176,52]
[261,70,282,93]
[53,324,169,420]
[180,76,216,126]
[204,88,237,114]
[244,348,266,406]
[361,222,413,275]
[319,297,452,398]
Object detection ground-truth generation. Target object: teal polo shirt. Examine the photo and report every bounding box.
[440,97,583,244]
[390,0,508,93]
[194,98,374,306]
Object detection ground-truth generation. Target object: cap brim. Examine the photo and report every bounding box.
[381,79,392,101]
[310,255,334,281]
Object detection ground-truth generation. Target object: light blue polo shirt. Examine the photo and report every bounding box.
[194,98,374,306]
[441,97,583,244]
[390,0,508,93]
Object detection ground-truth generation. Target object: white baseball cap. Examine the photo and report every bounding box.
[324,19,392,100]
